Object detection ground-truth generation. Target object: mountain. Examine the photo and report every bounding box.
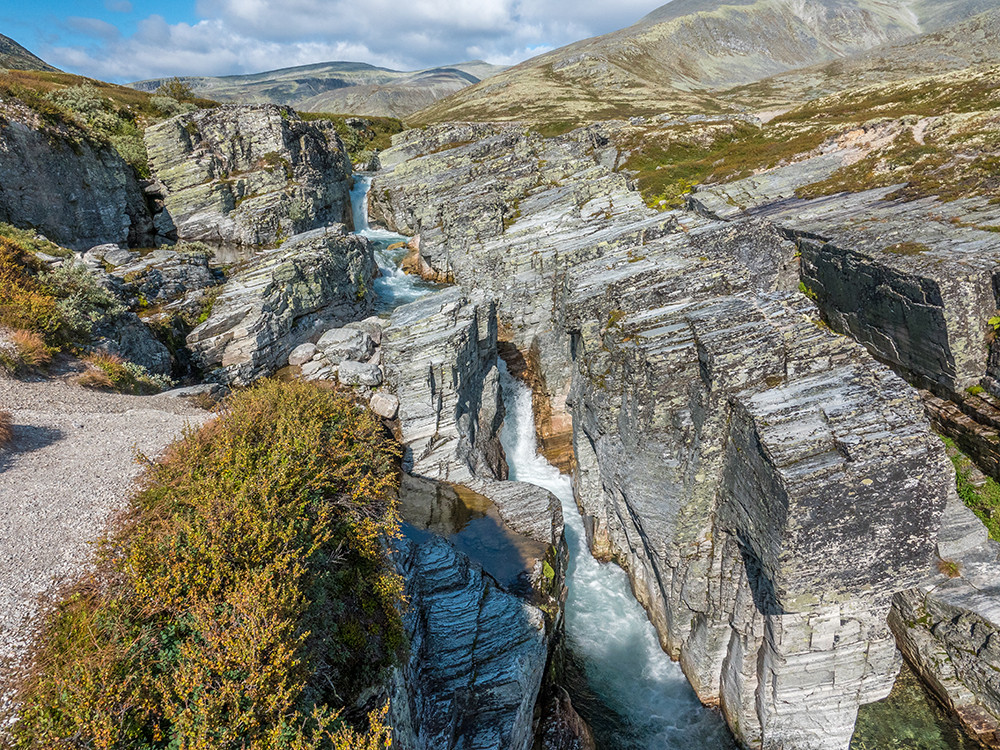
[413,0,998,125]
[0,33,59,72]
[719,6,1000,112]
[130,60,506,119]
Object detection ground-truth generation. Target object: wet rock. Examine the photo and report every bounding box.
[186,225,376,385]
[145,104,354,248]
[338,360,382,387]
[390,535,549,750]
[538,687,597,750]
[317,326,375,363]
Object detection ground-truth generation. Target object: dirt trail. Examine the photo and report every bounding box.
[0,376,210,699]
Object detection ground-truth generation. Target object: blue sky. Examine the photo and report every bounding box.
[1,0,665,82]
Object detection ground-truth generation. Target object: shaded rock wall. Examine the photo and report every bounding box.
[0,104,154,250]
[145,104,354,248]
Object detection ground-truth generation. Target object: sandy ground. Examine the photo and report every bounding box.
[0,375,210,705]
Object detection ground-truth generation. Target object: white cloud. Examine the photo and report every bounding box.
[42,0,666,82]
[104,0,133,12]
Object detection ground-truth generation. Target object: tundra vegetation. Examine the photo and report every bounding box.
[0,231,167,391]
[8,379,403,749]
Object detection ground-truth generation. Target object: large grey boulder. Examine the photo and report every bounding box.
[186,225,376,384]
[317,327,374,363]
[0,103,153,250]
[145,104,355,248]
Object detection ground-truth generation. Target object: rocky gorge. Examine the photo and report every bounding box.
[2,78,1000,750]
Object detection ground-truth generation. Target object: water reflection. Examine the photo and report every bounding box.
[399,474,547,598]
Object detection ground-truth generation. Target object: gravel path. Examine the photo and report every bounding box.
[0,375,211,700]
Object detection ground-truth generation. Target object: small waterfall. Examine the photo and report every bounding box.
[498,360,736,749]
[349,173,439,312]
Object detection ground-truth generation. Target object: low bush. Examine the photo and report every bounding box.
[0,410,12,449]
[11,380,403,749]
[78,352,173,394]
[0,234,125,353]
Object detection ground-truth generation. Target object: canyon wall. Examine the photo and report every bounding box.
[370,122,966,749]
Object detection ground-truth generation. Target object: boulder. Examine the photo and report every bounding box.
[344,315,384,345]
[369,391,399,419]
[145,105,355,248]
[287,343,318,367]
[338,360,382,387]
[317,327,375,363]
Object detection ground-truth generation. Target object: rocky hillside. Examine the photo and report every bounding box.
[131,60,506,119]
[415,0,999,125]
[0,33,57,73]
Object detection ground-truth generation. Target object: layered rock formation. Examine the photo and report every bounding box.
[0,101,153,250]
[145,104,354,248]
[186,225,376,384]
[381,286,507,484]
[370,123,958,749]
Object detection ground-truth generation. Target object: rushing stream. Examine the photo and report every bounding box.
[350,174,438,312]
[498,361,737,749]
[350,169,966,750]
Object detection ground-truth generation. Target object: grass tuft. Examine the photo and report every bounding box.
[0,410,12,449]
[78,351,172,394]
[10,379,402,749]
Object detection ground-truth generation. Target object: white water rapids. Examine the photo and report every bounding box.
[352,172,735,748]
[498,361,735,749]
[350,174,437,312]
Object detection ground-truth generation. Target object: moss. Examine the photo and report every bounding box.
[11,380,402,748]
[941,436,1000,541]
[884,241,933,255]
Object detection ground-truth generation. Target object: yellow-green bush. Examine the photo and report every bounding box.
[11,380,403,749]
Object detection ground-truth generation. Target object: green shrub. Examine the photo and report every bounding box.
[11,380,403,749]
[46,84,151,177]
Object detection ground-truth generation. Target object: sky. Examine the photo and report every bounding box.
[1,0,666,83]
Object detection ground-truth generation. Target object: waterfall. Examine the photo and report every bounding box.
[498,360,736,749]
[349,173,439,312]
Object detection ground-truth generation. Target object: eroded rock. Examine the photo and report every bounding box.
[186,225,376,384]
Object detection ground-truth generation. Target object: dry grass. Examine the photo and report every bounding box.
[0,329,52,376]
[0,410,12,449]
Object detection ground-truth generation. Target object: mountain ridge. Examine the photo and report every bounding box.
[0,33,59,73]
[413,0,1000,125]
[129,60,506,119]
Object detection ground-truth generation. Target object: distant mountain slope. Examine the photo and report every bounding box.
[414,0,998,125]
[0,33,59,72]
[720,7,1000,111]
[130,60,506,119]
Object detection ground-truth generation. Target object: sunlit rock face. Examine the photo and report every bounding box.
[145,104,354,248]
[371,122,955,749]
